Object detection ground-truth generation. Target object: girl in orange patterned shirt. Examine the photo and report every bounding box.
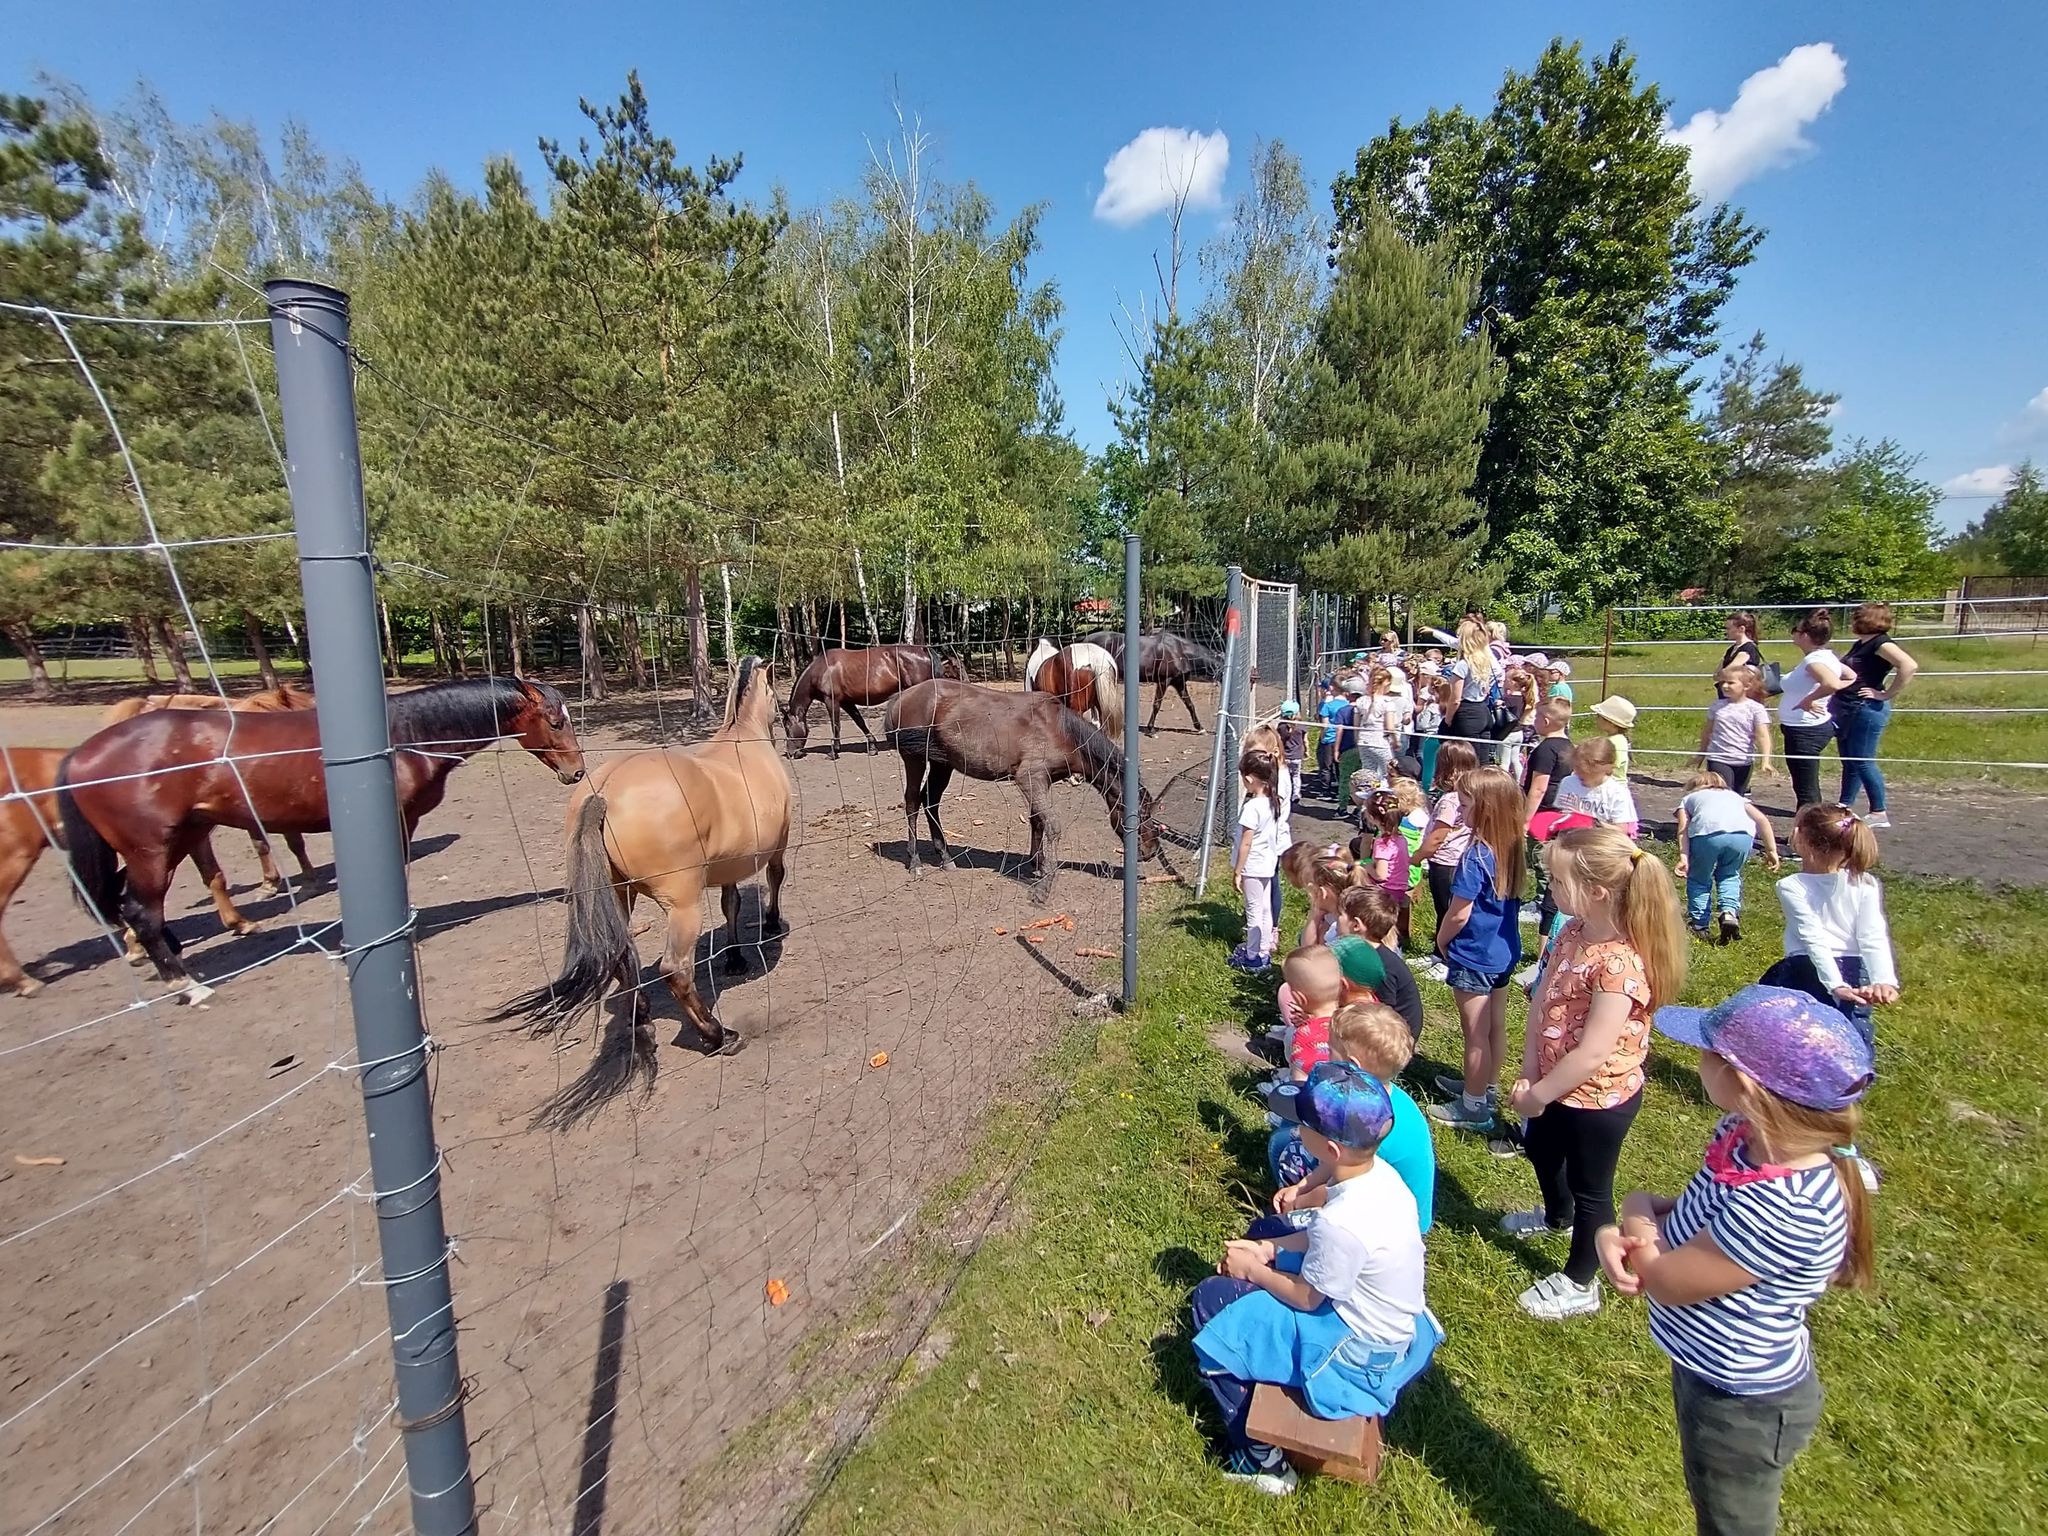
[1503,826,1686,1320]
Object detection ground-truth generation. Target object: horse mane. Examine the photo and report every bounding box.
[726,655,768,732]
[1059,707,1124,793]
[388,676,537,746]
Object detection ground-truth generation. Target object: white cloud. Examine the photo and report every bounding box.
[1093,127,1230,226]
[1941,465,2016,498]
[1665,43,1847,203]
[1997,386,2048,445]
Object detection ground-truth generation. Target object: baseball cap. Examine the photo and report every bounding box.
[1653,985,1875,1111]
[1296,1060,1395,1153]
[1522,651,1549,670]
[1552,658,1573,677]
[1280,699,1300,717]
[1351,652,1370,664]
[1327,935,1386,996]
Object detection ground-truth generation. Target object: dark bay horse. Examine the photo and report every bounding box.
[493,657,792,1130]
[57,676,584,998]
[884,679,1160,903]
[1078,631,1223,734]
[783,643,965,759]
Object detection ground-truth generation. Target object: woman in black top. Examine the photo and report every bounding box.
[1721,612,1764,672]
[1835,601,1918,828]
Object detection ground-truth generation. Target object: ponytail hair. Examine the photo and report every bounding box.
[1239,746,1278,812]
[1795,802,1881,878]
[1739,1091,1877,1290]
[1547,826,1688,1008]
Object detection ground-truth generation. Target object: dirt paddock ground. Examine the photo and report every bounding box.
[0,684,1221,1535]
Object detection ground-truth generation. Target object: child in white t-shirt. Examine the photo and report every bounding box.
[1551,736,1639,837]
[1761,804,1898,1048]
[1231,747,1285,972]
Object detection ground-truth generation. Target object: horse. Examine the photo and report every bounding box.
[57,676,584,998]
[103,682,320,894]
[0,748,71,996]
[491,656,792,1131]
[782,643,966,759]
[1026,640,1124,744]
[884,679,1160,903]
[1077,630,1223,734]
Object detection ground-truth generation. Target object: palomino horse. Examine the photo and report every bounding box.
[1077,630,1223,734]
[0,748,70,996]
[104,682,320,894]
[58,677,583,997]
[884,679,1160,903]
[493,656,792,1130]
[783,643,965,759]
[1025,640,1124,744]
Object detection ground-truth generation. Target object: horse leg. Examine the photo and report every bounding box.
[827,695,842,760]
[1175,677,1203,731]
[843,700,878,754]
[901,756,926,873]
[660,902,736,1054]
[921,764,955,869]
[193,833,260,935]
[1146,678,1168,734]
[249,829,284,894]
[121,846,196,992]
[285,832,315,882]
[1019,773,1059,903]
[763,848,787,935]
[0,842,41,996]
[719,883,746,975]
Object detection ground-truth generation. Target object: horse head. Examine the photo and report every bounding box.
[781,701,810,759]
[513,679,586,784]
[936,649,968,682]
[727,655,777,741]
[1133,785,1161,861]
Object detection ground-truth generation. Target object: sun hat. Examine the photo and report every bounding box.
[1551,658,1573,677]
[1327,935,1386,996]
[1280,699,1300,717]
[1418,659,1441,676]
[1653,985,1875,1112]
[1296,1060,1395,1153]
[1343,677,1367,696]
[1591,696,1638,730]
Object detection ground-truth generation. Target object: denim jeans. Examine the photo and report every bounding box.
[1759,953,1874,1048]
[1778,721,1834,808]
[1835,696,1891,813]
[1685,830,1754,928]
[1672,1365,1823,1536]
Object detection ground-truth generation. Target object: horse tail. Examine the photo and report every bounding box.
[56,764,125,929]
[1092,666,1124,744]
[490,794,632,1039]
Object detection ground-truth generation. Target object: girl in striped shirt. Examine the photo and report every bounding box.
[1599,985,1876,1536]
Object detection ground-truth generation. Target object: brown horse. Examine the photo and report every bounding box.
[783,643,966,759]
[493,656,792,1130]
[1077,630,1222,733]
[0,747,72,996]
[104,682,320,894]
[884,679,1160,903]
[57,676,584,998]
[1026,639,1125,744]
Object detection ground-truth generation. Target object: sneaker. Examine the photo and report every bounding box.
[1688,924,1713,942]
[1221,1448,1297,1496]
[1487,1132,1524,1160]
[1500,1208,1571,1240]
[1865,812,1891,830]
[1428,1098,1498,1133]
[1433,1073,1497,1103]
[1517,1272,1601,1320]
[1518,908,1541,926]
[1719,911,1741,945]
[1414,955,1450,984]
[1513,962,1541,988]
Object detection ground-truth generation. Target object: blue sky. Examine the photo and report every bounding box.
[20,0,2046,530]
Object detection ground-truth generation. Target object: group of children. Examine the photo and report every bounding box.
[1193,624,1899,1530]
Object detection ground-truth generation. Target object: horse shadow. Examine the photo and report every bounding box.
[685,883,788,991]
[868,840,1119,890]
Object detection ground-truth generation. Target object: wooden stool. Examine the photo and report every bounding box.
[1247,1383,1382,1485]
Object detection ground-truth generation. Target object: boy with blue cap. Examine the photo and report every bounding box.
[1191,1060,1440,1496]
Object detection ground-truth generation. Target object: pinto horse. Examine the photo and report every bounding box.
[783,643,966,759]
[493,656,792,1130]
[1025,640,1124,744]
[57,676,584,997]
[1078,630,1223,734]
[884,679,1160,903]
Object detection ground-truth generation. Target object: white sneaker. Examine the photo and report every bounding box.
[1518,1272,1600,1320]
[1500,1209,1570,1240]
[1415,955,1450,983]
[1513,962,1541,988]
[1221,1450,1298,1496]
[1865,812,1891,830]
[1519,909,1541,926]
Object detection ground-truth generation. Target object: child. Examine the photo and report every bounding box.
[1338,886,1423,1040]
[1674,770,1781,943]
[1315,680,1346,788]
[1364,789,1415,949]
[1762,805,1898,1046]
[1415,742,1479,979]
[1277,943,1343,1081]
[1230,748,1284,972]
[1696,665,1775,796]
[1393,777,1430,902]
[1192,1062,1440,1495]
[1521,699,1575,929]
[1427,767,1526,1134]
[1247,723,1296,931]
[1501,826,1686,1319]
[1350,667,1408,802]
[1599,985,1876,1535]
[1589,696,1637,781]
[1277,701,1308,787]
[1420,673,1458,788]
[1551,737,1640,837]
[1269,1003,1436,1232]
[1546,659,1575,704]
[1273,936,1385,1184]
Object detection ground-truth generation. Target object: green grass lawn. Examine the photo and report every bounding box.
[0,655,308,685]
[800,861,2048,1536]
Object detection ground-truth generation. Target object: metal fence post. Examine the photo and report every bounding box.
[1195,565,1244,896]
[267,278,477,1536]
[1122,534,1141,1006]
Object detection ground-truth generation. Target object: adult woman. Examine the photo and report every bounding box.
[1721,612,1764,674]
[1777,609,1853,809]
[1445,617,1500,763]
[1835,602,1918,828]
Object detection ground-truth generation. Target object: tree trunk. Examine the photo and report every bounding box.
[839,600,849,650]
[1000,598,1013,680]
[379,599,399,680]
[685,565,712,719]
[901,543,917,643]
[242,610,279,690]
[154,615,197,692]
[127,615,163,686]
[576,602,606,700]
[623,608,650,690]
[719,562,738,672]
[506,605,528,676]
[429,610,451,677]
[2,622,56,700]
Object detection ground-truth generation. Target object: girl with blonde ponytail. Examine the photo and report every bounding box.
[1501,826,1687,1321]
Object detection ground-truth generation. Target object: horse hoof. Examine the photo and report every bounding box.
[178,982,216,1007]
[723,951,748,976]
[6,977,40,999]
[125,951,148,969]
[939,856,957,872]
[260,881,282,896]
[717,1028,744,1056]
[233,920,263,936]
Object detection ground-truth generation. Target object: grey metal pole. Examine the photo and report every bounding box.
[266,279,477,1536]
[1194,565,1243,896]
[1121,534,1141,1006]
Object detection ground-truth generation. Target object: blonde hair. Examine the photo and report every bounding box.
[1535,697,1572,731]
[1279,838,1322,890]
[1736,1089,1875,1289]
[1546,827,1687,1009]
[1331,1002,1415,1079]
[1794,803,1881,878]
[1716,663,1765,702]
[1311,849,1363,900]
[1282,943,1342,1005]
[1685,769,1727,792]
[1367,664,1394,697]
[1456,618,1496,686]
[1458,766,1526,897]
[1433,739,1477,792]
[1245,722,1283,759]
[1572,736,1617,775]
[1390,776,1426,815]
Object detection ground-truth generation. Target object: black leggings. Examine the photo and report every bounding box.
[1427,861,1456,928]
[1705,758,1754,797]
[1779,721,1834,809]
[1449,700,1494,764]
[1523,1091,1643,1284]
